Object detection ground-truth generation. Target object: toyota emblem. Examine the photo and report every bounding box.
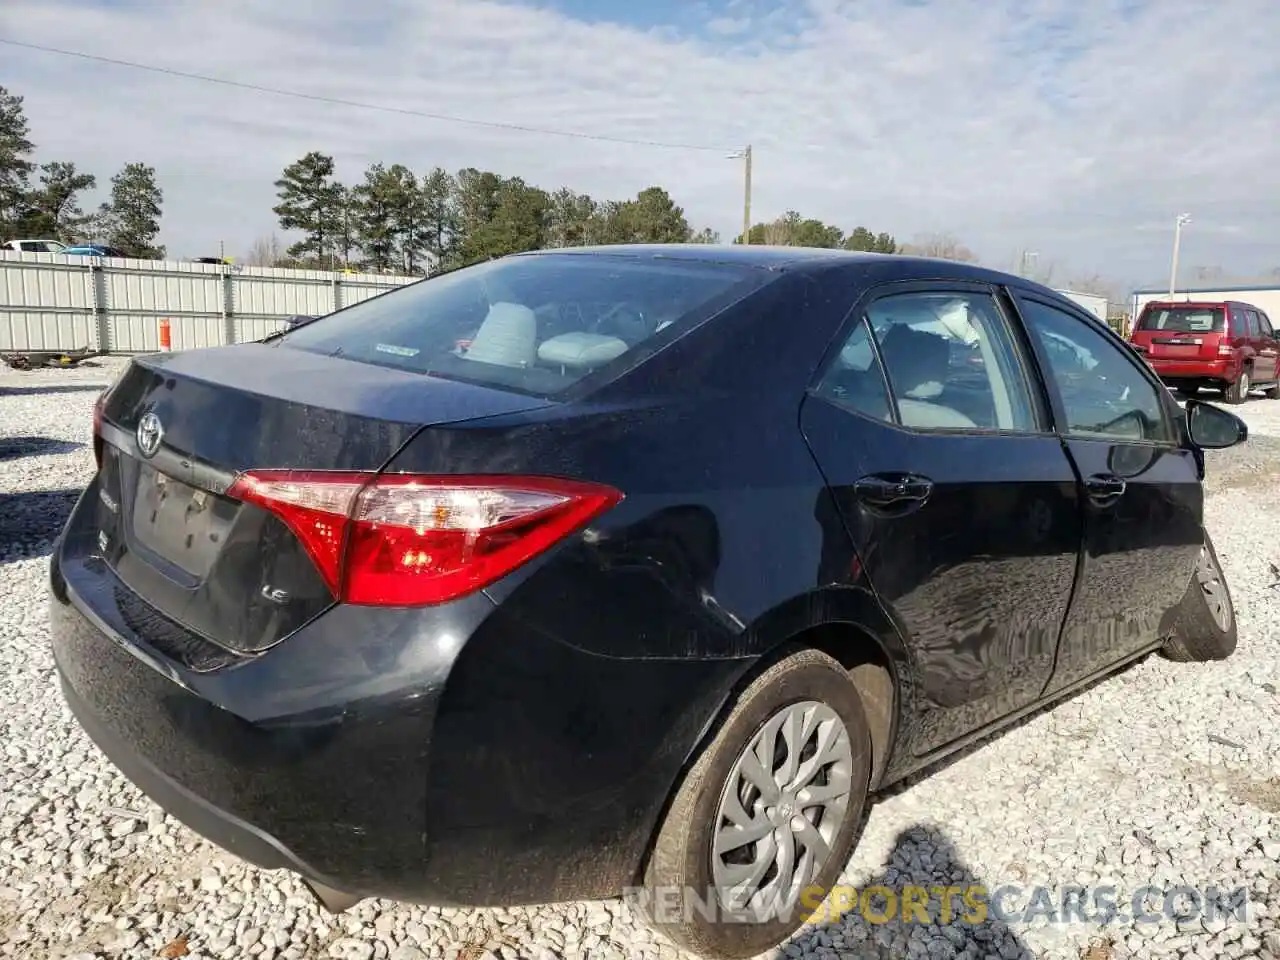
[136,412,164,459]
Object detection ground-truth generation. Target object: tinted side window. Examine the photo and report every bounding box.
[813,316,892,423]
[1019,299,1174,444]
[1259,313,1275,337]
[1229,309,1246,337]
[1245,311,1261,337]
[866,291,1038,432]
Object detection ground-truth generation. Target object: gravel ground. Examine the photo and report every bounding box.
[1,358,1278,960]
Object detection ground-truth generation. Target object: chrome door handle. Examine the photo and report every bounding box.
[1085,473,1126,504]
[854,474,934,507]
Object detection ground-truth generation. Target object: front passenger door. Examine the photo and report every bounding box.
[1013,295,1204,696]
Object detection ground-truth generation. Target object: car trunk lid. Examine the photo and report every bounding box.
[89,343,554,655]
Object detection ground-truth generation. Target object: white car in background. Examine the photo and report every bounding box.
[3,239,67,254]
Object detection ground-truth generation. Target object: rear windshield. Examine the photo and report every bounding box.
[1137,306,1225,333]
[279,254,767,395]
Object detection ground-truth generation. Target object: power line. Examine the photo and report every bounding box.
[0,37,736,154]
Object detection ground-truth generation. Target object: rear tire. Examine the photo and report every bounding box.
[1162,533,1237,662]
[636,648,872,960]
[1226,370,1251,404]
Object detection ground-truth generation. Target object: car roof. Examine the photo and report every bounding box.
[517,243,866,268]
[1142,299,1264,310]
[513,243,1043,288]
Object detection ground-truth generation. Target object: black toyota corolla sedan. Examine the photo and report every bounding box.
[50,245,1245,959]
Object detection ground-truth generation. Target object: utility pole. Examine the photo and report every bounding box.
[1169,213,1191,297]
[729,145,753,244]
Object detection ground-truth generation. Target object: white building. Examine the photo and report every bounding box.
[1055,289,1109,322]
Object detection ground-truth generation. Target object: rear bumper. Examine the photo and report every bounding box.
[57,665,329,881]
[49,545,457,901]
[49,527,745,906]
[1146,358,1235,381]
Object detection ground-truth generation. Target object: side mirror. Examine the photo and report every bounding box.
[1186,399,1248,449]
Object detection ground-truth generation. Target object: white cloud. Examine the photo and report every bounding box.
[3,0,1279,288]
[707,16,753,35]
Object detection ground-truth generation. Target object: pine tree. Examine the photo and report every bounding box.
[419,167,457,272]
[26,162,97,241]
[0,85,36,240]
[96,162,165,258]
[272,152,345,266]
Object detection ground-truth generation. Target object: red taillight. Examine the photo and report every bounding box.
[226,471,622,606]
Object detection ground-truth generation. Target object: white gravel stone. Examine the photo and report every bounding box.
[3,360,1280,960]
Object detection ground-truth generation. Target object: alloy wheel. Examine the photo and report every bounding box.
[711,700,854,919]
[1196,545,1232,632]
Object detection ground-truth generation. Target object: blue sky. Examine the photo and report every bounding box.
[3,0,1280,294]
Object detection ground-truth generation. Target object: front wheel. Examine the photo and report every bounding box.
[1162,534,1237,662]
[636,649,872,960]
[1226,370,1251,404]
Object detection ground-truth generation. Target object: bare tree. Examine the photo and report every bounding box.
[1028,260,1056,286]
[899,232,979,263]
[1008,250,1055,285]
[1064,274,1116,298]
[245,233,286,267]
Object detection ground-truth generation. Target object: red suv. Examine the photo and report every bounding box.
[1129,300,1280,403]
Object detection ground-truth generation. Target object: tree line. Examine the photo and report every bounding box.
[258,150,915,274]
[0,86,165,258]
[259,151,712,272]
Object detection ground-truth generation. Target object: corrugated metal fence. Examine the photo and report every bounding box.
[0,252,419,353]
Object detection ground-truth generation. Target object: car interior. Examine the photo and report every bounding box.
[820,296,1029,432]
[283,258,747,395]
[461,299,675,376]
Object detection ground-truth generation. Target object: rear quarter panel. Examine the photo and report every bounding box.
[382,272,858,661]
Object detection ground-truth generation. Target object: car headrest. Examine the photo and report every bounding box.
[537,332,629,369]
[879,324,950,397]
[464,302,537,368]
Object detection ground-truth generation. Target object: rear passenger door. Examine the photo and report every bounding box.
[1012,294,1204,696]
[799,282,1083,757]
